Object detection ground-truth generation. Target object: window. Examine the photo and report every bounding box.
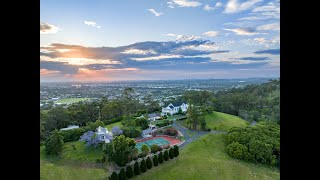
[101,136,105,140]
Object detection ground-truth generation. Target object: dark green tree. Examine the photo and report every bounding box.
[163,150,169,161]
[106,135,136,167]
[150,144,159,153]
[158,152,164,164]
[119,168,126,180]
[134,161,140,175]
[45,130,64,155]
[146,157,153,169]
[169,148,174,159]
[173,145,179,157]
[126,166,133,178]
[153,155,159,166]
[109,171,119,180]
[140,159,147,173]
[141,144,150,156]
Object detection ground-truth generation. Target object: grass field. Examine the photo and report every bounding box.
[205,111,249,131]
[40,141,108,180]
[105,121,123,130]
[135,134,280,180]
[56,98,90,104]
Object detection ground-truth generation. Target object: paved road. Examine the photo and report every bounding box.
[172,121,226,149]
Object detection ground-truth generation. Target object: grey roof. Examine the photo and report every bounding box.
[171,102,184,107]
[148,113,159,118]
[142,129,152,134]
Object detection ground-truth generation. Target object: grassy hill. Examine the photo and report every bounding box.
[135,134,280,180]
[40,141,108,180]
[205,111,249,131]
[105,121,123,130]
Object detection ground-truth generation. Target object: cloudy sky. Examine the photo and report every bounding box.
[40,0,280,82]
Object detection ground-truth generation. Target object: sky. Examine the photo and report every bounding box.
[40,0,280,82]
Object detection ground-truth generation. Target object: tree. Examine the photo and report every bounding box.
[45,130,64,155]
[140,159,147,173]
[106,135,136,167]
[163,150,169,161]
[126,166,133,178]
[109,172,119,180]
[169,148,174,159]
[178,107,183,114]
[173,145,179,157]
[153,154,159,166]
[45,106,70,131]
[119,168,126,180]
[186,105,205,130]
[134,161,140,175]
[112,126,123,136]
[146,157,153,169]
[141,144,150,156]
[150,144,159,153]
[158,152,164,164]
[131,148,139,160]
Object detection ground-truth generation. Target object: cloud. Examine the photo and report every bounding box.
[203,4,215,11]
[122,49,157,55]
[40,22,61,34]
[147,9,163,16]
[224,28,258,36]
[167,0,201,8]
[254,49,280,55]
[239,1,280,21]
[203,31,219,37]
[256,22,280,31]
[224,0,262,14]
[204,2,223,11]
[237,57,270,60]
[215,2,223,8]
[84,21,101,28]
[40,69,61,76]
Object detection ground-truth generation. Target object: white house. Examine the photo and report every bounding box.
[148,113,161,121]
[96,126,113,143]
[161,102,188,116]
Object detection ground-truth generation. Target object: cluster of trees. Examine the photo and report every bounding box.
[214,80,280,124]
[109,145,179,180]
[40,88,160,142]
[225,121,280,167]
[186,105,207,130]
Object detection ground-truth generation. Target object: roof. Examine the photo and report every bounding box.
[142,129,152,134]
[148,113,160,118]
[171,102,185,107]
[96,126,108,134]
[60,125,79,131]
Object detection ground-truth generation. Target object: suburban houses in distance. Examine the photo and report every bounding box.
[161,102,188,116]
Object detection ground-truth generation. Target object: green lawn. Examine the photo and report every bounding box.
[205,111,249,131]
[105,121,123,130]
[56,98,90,104]
[135,134,280,180]
[40,141,108,180]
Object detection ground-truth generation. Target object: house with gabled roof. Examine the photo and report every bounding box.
[161,102,188,116]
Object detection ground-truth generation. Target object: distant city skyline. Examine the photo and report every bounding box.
[40,0,280,82]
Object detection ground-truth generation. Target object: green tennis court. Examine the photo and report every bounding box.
[136,137,170,150]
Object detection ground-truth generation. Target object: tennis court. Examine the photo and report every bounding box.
[136,137,170,150]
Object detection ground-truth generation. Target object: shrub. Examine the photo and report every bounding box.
[60,128,86,142]
[119,168,126,180]
[158,152,164,164]
[165,128,178,136]
[123,127,142,138]
[134,161,140,175]
[146,157,153,169]
[109,172,119,180]
[206,128,211,132]
[162,145,170,149]
[153,154,159,166]
[173,145,179,157]
[169,148,174,159]
[163,150,169,161]
[45,130,64,155]
[150,144,159,153]
[131,148,139,160]
[126,166,133,178]
[141,144,150,156]
[140,159,147,173]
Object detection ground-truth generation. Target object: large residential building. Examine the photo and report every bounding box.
[161,102,188,116]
